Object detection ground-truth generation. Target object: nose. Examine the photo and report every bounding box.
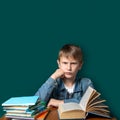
[67,63,71,70]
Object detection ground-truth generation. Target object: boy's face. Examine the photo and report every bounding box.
[57,56,82,79]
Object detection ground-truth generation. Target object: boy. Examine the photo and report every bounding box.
[35,44,94,107]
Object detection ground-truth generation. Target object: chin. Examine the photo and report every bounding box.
[65,75,73,79]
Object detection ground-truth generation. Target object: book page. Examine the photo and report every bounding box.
[79,86,95,111]
[59,102,83,113]
[87,107,110,113]
[88,109,111,118]
[87,102,108,111]
[87,98,106,108]
[87,92,100,107]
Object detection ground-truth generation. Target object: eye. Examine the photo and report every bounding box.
[71,62,77,65]
[63,62,67,64]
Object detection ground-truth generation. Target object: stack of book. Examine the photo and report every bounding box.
[2,96,47,120]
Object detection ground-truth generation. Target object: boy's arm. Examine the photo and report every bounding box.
[35,77,57,102]
[35,69,64,103]
[47,98,80,107]
[47,98,64,107]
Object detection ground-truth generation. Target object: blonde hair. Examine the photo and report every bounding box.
[58,44,83,63]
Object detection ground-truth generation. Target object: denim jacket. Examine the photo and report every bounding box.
[35,77,94,104]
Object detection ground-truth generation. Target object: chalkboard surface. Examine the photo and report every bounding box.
[0,1,119,119]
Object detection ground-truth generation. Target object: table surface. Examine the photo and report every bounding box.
[0,108,117,120]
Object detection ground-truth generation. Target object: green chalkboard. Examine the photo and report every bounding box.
[0,1,119,119]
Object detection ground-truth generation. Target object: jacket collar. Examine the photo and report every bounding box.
[56,77,82,92]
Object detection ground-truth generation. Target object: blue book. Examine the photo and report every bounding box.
[2,96,39,106]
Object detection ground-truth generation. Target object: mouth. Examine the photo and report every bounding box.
[65,72,72,75]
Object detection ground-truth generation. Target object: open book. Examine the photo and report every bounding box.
[58,86,111,120]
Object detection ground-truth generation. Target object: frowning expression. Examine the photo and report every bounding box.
[57,56,82,79]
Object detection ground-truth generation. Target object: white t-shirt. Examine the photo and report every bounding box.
[64,83,75,93]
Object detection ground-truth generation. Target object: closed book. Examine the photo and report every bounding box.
[36,110,49,120]
[2,96,39,106]
[3,106,29,111]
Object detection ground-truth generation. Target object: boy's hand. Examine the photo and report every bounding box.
[47,98,64,107]
[51,69,64,80]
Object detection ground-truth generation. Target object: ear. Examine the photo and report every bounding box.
[78,62,83,70]
[57,59,60,68]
